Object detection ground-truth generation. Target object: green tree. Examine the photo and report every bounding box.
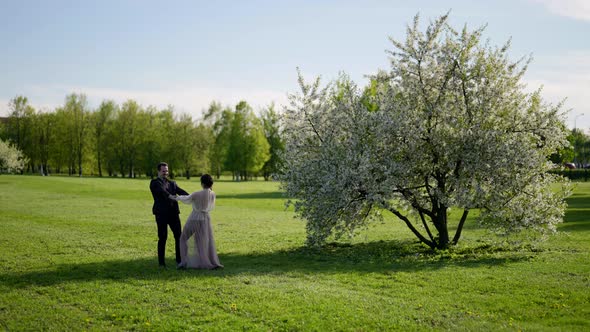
[193,123,213,174]
[159,106,186,179]
[225,101,270,181]
[176,113,199,179]
[570,128,589,167]
[261,103,285,180]
[549,128,575,165]
[34,112,55,175]
[225,102,248,180]
[4,96,35,173]
[50,106,71,174]
[92,100,117,177]
[140,106,166,179]
[174,114,213,179]
[204,102,232,179]
[62,93,90,176]
[113,100,145,178]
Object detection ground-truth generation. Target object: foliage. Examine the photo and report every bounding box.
[204,102,233,179]
[33,112,55,176]
[111,100,144,177]
[261,103,285,180]
[549,126,575,164]
[0,139,28,173]
[174,113,212,179]
[570,128,590,167]
[281,13,571,249]
[3,96,35,173]
[225,101,271,180]
[209,101,271,181]
[64,93,91,177]
[91,100,117,177]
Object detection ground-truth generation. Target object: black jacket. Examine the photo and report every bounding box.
[150,177,189,215]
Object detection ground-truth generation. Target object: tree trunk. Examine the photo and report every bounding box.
[97,150,102,177]
[431,205,450,249]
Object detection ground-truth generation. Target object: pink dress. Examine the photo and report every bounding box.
[175,189,223,269]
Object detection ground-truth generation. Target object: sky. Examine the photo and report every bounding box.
[1,0,589,130]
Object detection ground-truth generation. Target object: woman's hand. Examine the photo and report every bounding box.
[168,194,177,200]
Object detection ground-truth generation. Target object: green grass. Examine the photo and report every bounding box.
[0,175,589,331]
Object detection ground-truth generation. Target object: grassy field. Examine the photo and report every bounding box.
[0,175,588,331]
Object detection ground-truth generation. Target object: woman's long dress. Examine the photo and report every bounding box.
[176,189,223,269]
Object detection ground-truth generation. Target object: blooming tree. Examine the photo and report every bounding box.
[0,139,28,174]
[280,14,571,249]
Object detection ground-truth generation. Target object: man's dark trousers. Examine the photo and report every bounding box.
[156,213,182,266]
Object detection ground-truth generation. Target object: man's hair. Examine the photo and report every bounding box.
[157,162,168,171]
[201,174,214,188]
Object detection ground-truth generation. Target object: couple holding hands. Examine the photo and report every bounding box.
[149,162,223,270]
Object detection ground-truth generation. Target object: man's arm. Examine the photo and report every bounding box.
[150,180,172,200]
[175,183,189,196]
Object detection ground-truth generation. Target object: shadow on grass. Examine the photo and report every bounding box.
[1,240,533,288]
[216,191,286,200]
[560,194,590,233]
[566,194,590,207]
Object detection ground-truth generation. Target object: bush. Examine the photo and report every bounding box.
[0,139,27,174]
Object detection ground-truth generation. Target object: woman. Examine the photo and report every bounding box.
[170,174,223,270]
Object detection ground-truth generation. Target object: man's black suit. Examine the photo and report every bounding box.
[150,177,189,266]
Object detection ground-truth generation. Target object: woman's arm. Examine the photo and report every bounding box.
[170,192,195,204]
[174,182,189,196]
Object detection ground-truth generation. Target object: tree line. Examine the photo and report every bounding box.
[0,94,284,180]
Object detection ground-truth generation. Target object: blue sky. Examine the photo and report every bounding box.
[1,0,589,129]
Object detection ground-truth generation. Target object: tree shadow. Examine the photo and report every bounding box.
[1,240,532,289]
[560,194,590,232]
[566,194,590,209]
[204,179,279,183]
[216,191,286,200]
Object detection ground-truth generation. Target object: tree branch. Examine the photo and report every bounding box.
[452,209,469,244]
[384,201,435,248]
[419,211,437,245]
[434,58,460,107]
[399,188,434,218]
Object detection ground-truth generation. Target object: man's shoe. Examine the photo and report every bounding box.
[159,264,167,269]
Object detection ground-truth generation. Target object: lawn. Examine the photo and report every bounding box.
[0,175,588,331]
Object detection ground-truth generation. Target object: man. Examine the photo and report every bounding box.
[149,162,189,268]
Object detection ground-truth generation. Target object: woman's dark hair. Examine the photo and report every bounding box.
[201,174,214,188]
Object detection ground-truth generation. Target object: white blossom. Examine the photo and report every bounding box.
[280,14,571,249]
[0,139,28,173]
